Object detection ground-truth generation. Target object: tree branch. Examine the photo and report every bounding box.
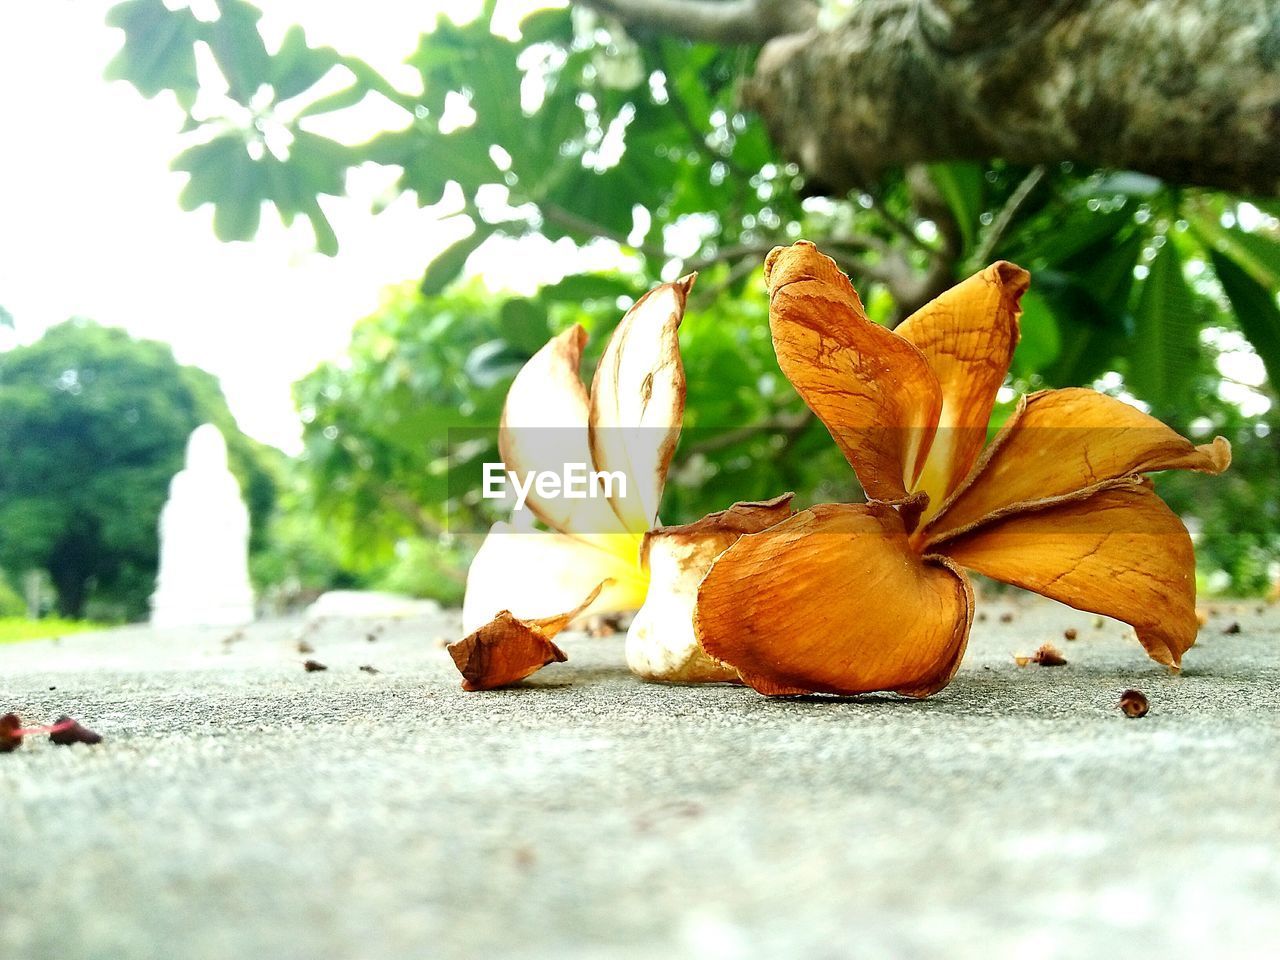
[574,0,819,45]
[746,0,1280,198]
[973,165,1046,266]
[538,203,668,261]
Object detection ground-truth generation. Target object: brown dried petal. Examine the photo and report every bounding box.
[694,502,973,697]
[627,494,796,683]
[448,581,607,691]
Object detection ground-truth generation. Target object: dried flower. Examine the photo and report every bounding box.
[694,241,1230,697]
[463,278,694,635]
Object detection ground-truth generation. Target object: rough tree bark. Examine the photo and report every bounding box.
[585,0,1280,197]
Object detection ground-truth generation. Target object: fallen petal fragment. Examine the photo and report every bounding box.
[449,582,607,691]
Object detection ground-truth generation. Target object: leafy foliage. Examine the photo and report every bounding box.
[105,1,1280,592]
[0,321,277,618]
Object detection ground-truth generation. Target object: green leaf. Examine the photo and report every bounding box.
[1210,250,1280,391]
[420,225,495,295]
[297,84,369,118]
[0,305,13,329]
[497,299,550,354]
[1010,288,1061,377]
[271,25,339,102]
[928,162,984,254]
[538,273,634,304]
[172,134,264,241]
[1130,240,1200,412]
[464,340,526,388]
[1215,226,1280,288]
[104,0,202,109]
[208,0,271,106]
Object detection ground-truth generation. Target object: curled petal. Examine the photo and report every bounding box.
[925,388,1231,544]
[499,325,627,536]
[766,241,942,516]
[627,494,796,684]
[939,478,1199,667]
[448,582,607,691]
[461,522,647,634]
[694,502,973,697]
[589,277,693,533]
[897,261,1030,514]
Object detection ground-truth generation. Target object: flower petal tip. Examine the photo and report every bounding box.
[1200,435,1232,473]
[987,260,1031,297]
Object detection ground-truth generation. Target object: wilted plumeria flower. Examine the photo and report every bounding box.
[461,277,695,636]
[693,241,1231,698]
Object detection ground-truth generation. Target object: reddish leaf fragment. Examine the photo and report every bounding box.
[48,716,103,746]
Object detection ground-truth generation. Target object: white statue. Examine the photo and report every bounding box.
[151,424,255,628]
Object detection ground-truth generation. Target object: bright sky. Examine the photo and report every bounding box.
[0,0,567,453]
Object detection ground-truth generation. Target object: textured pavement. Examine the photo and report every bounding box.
[1,597,1278,959]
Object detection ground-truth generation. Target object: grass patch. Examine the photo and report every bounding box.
[0,617,107,644]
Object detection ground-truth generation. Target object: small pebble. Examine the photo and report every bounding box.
[1119,689,1149,719]
[1063,628,1078,641]
[1223,622,1241,635]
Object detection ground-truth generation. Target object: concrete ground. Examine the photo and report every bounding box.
[1,596,1277,960]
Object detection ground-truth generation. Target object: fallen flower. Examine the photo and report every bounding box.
[1119,689,1150,718]
[462,278,694,635]
[449,582,608,691]
[627,494,796,683]
[48,716,103,746]
[695,241,1230,697]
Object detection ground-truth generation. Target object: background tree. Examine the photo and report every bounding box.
[103,0,1280,592]
[0,320,277,619]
